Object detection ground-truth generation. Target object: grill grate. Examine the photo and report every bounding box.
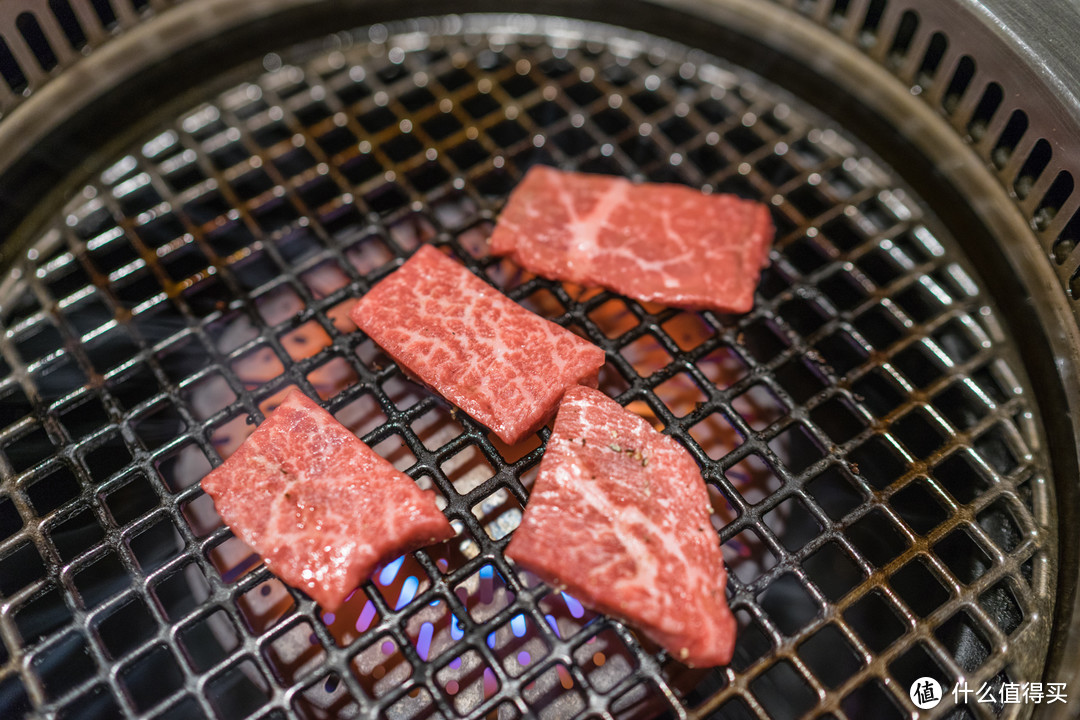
[0,14,1055,720]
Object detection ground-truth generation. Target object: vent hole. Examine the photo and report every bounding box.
[88,0,117,30]
[887,11,919,65]
[830,0,851,20]
[992,109,1029,170]
[942,55,975,114]
[16,13,58,72]
[1014,138,1052,199]
[48,0,86,50]
[1036,170,1073,231]
[0,37,28,93]
[1054,204,1080,264]
[858,0,887,47]
[1069,265,1080,300]
[916,32,948,86]
[968,81,1004,142]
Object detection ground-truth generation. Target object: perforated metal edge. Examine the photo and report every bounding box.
[2,0,1080,333]
[642,1,1080,706]
[1,0,1079,302]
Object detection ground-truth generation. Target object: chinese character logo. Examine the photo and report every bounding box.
[910,677,943,710]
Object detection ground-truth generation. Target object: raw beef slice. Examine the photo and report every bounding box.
[351,244,606,445]
[505,385,736,666]
[489,166,774,314]
[201,389,453,610]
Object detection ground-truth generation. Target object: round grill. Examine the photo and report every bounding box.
[0,12,1056,720]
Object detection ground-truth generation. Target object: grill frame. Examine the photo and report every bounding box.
[0,1,1071,720]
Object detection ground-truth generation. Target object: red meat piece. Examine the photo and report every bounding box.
[351,245,606,445]
[489,166,774,313]
[506,385,735,667]
[201,390,453,610]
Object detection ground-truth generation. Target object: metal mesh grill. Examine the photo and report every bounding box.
[0,14,1055,720]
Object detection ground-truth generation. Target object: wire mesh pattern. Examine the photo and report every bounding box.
[0,14,1055,720]
[4,0,1080,335]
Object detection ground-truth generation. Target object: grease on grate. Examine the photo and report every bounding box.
[0,14,1054,720]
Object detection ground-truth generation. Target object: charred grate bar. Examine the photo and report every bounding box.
[0,14,1055,720]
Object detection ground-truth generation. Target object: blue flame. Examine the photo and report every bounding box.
[417,621,434,660]
[562,592,584,618]
[379,556,406,586]
[395,575,419,609]
[450,614,465,641]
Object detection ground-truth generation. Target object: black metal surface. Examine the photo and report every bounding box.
[0,14,1055,720]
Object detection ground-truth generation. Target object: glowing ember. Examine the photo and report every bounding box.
[301,260,350,299]
[281,321,333,361]
[231,346,285,390]
[483,667,498,697]
[556,664,574,690]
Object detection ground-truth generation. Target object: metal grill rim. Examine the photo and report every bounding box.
[0,14,1057,720]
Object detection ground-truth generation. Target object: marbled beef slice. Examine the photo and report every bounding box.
[201,390,454,610]
[506,385,736,667]
[351,244,606,445]
[489,165,774,314]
